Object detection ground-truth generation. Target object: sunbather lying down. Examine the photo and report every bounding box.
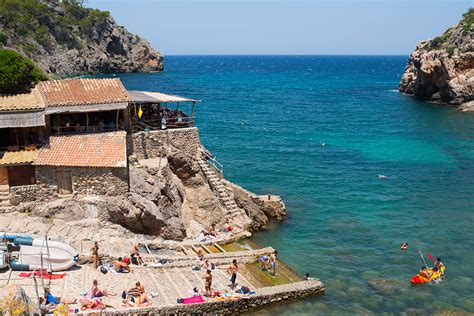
[79,297,106,311]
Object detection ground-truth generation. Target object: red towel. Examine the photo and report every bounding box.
[18,271,66,279]
[181,295,205,304]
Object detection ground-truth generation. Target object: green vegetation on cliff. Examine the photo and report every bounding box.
[0,49,47,94]
[0,0,110,54]
[461,8,474,35]
[0,0,163,75]
[424,8,473,51]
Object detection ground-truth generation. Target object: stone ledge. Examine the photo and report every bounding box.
[78,280,325,315]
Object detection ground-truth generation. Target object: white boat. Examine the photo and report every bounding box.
[0,233,78,271]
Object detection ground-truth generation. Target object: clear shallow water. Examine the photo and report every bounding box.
[113,56,474,315]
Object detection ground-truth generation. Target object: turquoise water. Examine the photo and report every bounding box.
[115,56,474,315]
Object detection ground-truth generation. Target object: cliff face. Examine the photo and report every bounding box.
[399,9,473,111]
[7,150,285,242]
[0,0,163,75]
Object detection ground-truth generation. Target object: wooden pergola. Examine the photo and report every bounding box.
[127,90,199,130]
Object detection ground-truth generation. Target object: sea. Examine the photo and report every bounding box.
[110,56,474,315]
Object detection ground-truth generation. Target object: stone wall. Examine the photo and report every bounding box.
[79,280,324,315]
[9,185,38,205]
[129,127,200,160]
[10,166,128,205]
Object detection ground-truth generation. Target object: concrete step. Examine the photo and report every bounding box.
[0,200,11,206]
[0,206,13,213]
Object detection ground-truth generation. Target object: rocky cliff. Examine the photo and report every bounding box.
[399,9,473,111]
[0,0,163,75]
[8,150,285,243]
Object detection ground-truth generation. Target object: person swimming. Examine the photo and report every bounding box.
[401,242,408,250]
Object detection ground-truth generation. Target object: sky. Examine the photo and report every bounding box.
[86,0,472,55]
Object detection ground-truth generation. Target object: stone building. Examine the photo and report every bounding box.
[0,78,198,211]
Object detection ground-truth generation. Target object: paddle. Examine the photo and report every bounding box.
[427,253,443,278]
[418,250,429,268]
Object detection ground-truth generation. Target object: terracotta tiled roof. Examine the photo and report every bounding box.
[0,149,38,166]
[34,131,127,168]
[37,78,131,107]
[0,89,45,111]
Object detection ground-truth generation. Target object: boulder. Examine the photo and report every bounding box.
[230,183,269,231]
[0,284,38,315]
[458,100,474,111]
[367,278,403,295]
[168,152,200,184]
[101,194,186,240]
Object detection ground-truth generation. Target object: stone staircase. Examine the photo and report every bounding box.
[197,157,247,224]
[0,185,12,213]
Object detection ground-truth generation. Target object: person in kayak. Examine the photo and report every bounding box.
[433,257,445,272]
[419,266,432,278]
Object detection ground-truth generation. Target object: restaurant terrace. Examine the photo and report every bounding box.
[0,78,198,203]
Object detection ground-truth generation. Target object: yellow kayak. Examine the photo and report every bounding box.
[411,266,445,284]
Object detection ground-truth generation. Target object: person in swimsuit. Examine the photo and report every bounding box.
[260,255,269,271]
[113,257,130,273]
[202,259,210,271]
[304,273,316,280]
[400,242,408,251]
[227,259,238,290]
[130,244,145,265]
[91,279,114,298]
[223,219,234,232]
[127,281,151,305]
[91,241,99,269]
[204,269,213,297]
[269,251,277,276]
[419,266,433,279]
[434,257,445,272]
[44,286,76,305]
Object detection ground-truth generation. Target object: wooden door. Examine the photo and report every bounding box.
[0,167,8,185]
[58,170,72,195]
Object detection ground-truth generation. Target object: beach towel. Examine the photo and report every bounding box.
[181,295,205,304]
[18,271,66,279]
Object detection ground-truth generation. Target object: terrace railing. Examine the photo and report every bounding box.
[132,116,195,132]
[51,125,121,135]
[199,147,224,175]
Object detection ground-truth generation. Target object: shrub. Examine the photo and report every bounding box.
[0,49,48,94]
[461,8,474,35]
[447,46,456,56]
[0,33,7,45]
[0,0,111,48]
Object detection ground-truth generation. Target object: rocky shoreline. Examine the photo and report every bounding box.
[399,9,473,111]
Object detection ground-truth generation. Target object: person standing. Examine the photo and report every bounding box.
[204,269,213,297]
[270,251,277,276]
[227,259,238,290]
[91,241,99,269]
